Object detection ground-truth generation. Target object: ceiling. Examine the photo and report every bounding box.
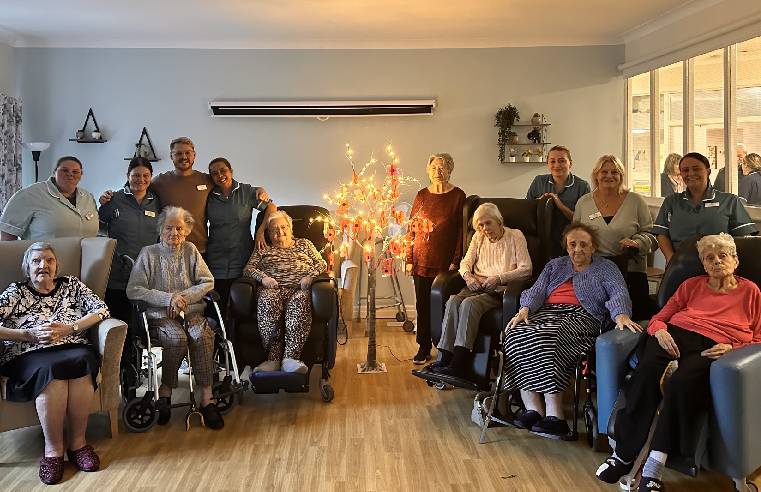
[0,0,691,49]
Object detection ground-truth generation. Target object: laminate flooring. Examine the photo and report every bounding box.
[0,320,756,491]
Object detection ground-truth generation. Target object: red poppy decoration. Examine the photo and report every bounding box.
[323,225,336,243]
[389,238,403,256]
[381,257,394,277]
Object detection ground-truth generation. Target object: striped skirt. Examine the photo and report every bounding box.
[500,304,600,394]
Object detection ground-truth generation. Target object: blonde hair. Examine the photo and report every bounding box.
[591,154,627,194]
[170,136,195,152]
[428,153,455,173]
[472,202,504,229]
[696,233,737,261]
[663,153,682,176]
[744,153,761,173]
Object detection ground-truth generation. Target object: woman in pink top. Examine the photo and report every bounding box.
[596,233,761,492]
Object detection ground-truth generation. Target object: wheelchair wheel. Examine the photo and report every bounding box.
[584,406,598,449]
[402,320,415,332]
[320,383,334,402]
[122,396,158,433]
[395,311,407,322]
[215,392,238,415]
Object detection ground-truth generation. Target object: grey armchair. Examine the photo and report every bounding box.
[0,237,127,437]
[595,236,761,491]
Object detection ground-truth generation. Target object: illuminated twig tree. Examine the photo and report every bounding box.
[311,144,421,373]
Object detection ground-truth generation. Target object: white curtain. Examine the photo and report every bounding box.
[0,93,22,209]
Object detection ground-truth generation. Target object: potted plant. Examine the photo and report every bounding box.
[522,149,532,162]
[531,148,543,162]
[507,148,517,162]
[495,104,520,162]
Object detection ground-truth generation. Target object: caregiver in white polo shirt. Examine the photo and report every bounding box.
[0,156,99,240]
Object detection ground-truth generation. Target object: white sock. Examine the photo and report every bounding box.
[642,451,667,479]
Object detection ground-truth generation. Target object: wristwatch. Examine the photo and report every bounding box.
[72,323,80,333]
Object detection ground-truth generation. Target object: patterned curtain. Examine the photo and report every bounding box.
[0,93,22,210]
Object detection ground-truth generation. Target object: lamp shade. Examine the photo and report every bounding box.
[22,142,51,152]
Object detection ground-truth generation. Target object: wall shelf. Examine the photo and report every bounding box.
[124,127,159,162]
[72,108,107,142]
[506,142,552,146]
[69,138,108,143]
[510,123,551,127]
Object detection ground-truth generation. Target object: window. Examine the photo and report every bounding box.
[657,62,683,197]
[629,72,651,195]
[625,34,761,206]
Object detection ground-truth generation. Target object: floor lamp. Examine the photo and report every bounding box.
[22,142,51,182]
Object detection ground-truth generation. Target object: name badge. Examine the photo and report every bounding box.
[705,202,719,208]
[197,184,208,191]
[588,212,602,220]
[85,212,94,221]
[145,210,156,217]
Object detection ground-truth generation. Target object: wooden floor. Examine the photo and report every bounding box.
[0,320,756,491]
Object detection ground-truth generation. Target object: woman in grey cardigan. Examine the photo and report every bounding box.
[502,223,639,439]
[573,155,658,319]
[126,206,223,429]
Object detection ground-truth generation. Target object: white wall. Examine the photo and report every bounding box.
[15,45,624,308]
[0,43,14,95]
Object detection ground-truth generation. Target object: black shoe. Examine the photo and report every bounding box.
[595,456,634,484]
[156,397,171,425]
[513,410,543,430]
[413,347,432,365]
[638,476,664,491]
[530,416,572,440]
[425,360,448,372]
[201,402,225,430]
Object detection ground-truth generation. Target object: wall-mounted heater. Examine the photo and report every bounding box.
[208,99,436,119]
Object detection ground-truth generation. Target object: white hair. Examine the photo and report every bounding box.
[157,206,194,234]
[696,233,737,260]
[266,210,293,231]
[21,242,58,278]
[472,202,504,229]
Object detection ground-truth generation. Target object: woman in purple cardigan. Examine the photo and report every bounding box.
[501,222,639,439]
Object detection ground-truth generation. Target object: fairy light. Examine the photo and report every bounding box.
[313,144,425,275]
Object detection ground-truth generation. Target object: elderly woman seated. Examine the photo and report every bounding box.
[126,206,222,429]
[596,233,761,492]
[0,243,109,484]
[243,210,327,374]
[429,202,532,377]
[503,222,639,439]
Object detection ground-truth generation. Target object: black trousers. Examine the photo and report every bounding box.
[628,271,657,321]
[104,288,132,325]
[213,278,235,321]
[413,275,435,351]
[613,325,716,461]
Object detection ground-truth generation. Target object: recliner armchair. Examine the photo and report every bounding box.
[229,205,338,401]
[596,236,761,490]
[424,195,553,390]
[0,237,127,437]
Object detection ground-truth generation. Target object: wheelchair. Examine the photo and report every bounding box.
[119,258,248,432]
[228,205,339,403]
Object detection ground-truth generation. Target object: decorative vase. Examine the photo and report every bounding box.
[523,155,531,162]
[76,130,85,140]
[531,113,542,126]
[507,156,516,163]
[91,131,101,140]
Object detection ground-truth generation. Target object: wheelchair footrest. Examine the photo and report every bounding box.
[411,367,481,391]
[250,371,309,394]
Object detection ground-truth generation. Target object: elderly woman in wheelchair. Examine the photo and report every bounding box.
[595,233,761,492]
[428,202,532,378]
[126,206,224,429]
[0,242,109,484]
[502,222,639,439]
[243,210,327,374]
